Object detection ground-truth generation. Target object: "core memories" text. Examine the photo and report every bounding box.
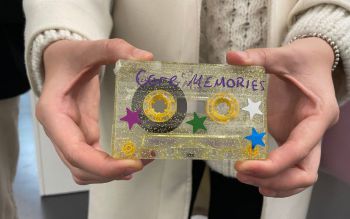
[135,69,265,91]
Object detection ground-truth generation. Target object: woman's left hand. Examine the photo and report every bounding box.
[227,38,340,197]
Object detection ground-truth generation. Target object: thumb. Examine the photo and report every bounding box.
[87,38,154,65]
[226,48,285,74]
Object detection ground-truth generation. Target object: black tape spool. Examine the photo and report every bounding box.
[131,80,187,133]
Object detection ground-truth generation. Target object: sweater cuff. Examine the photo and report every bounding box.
[285,4,350,105]
[29,30,84,95]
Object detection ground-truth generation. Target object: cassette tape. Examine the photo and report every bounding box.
[112,60,268,160]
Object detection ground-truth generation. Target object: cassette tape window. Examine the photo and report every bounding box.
[112,60,268,160]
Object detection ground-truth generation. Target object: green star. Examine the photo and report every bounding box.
[186,112,207,133]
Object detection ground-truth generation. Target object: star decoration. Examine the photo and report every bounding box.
[245,128,266,149]
[120,108,141,130]
[186,112,207,133]
[242,98,263,120]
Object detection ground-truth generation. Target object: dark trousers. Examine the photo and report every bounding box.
[190,160,263,219]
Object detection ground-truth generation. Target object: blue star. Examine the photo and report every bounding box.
[245,128,266,149]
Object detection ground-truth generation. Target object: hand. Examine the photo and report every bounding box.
[227,38,340,197]
[37,39,153,184]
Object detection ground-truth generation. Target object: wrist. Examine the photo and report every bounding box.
[289,34,338,71]
[288,37,335,72]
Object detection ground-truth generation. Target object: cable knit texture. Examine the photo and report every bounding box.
[200,0,268,64]
[28,3,350,178]
[285,4,350,105]
[30,30,84,93]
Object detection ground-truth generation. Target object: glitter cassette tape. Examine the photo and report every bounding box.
[112,60,268,160]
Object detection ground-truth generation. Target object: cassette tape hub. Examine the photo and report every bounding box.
[112,60,268,160]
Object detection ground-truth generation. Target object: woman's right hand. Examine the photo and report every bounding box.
[37,38,153,184]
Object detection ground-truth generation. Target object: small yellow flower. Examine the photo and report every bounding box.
[244,143,259,158]
[121,141,136,157]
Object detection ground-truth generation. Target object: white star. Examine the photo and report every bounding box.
[242,98,263,120]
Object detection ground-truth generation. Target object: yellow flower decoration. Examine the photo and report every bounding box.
[121,141,136,157]
[244,143,259,159]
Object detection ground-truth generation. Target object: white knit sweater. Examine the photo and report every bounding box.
[28,3,350,178]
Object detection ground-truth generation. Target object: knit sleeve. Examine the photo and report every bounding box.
[23,0,113,96]
[285,4,350,105]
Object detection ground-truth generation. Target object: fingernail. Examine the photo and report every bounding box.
[133,48,152,58]
[235,51,249,60]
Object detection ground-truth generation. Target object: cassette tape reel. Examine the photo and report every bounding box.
[131,80,187,133]
[206,92,239,124]
[112,60,268,160]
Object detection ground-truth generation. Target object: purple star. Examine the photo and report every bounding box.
[120,108,141,130]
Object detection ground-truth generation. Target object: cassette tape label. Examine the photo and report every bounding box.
[112,60,268,160]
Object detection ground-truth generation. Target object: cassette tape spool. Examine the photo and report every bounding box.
[206,92,239,124]
[112,60,268,160]
[131,80,187,133]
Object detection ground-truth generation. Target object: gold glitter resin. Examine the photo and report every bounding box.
[112,60,268,160]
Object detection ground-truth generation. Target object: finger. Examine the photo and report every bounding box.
[42,112,144,180]
[85,38,154,65]
[72,173,134,185]
[236,143,320,188]
[71,169,134,185]
[53,138,127,183]
[236,117,324,178]
[72,76,101,146]
[236,165,318,191]
[226,48,289,75]
[259,187,307,198]
[52,142,124,184]
[55,133,151,184]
